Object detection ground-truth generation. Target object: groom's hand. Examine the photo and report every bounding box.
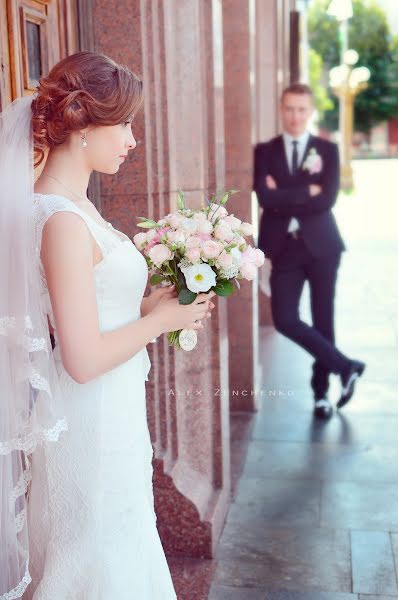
[309,184,322,197]
[266,175,277,189]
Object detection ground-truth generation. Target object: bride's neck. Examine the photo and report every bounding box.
[36,147,92,199]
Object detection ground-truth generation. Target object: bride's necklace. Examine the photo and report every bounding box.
[39,174,115,231]
[39,174,89,203]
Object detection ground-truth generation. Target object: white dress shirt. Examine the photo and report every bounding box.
[282,131,310,233]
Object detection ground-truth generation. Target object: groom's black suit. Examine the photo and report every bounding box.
[254,134,349,399]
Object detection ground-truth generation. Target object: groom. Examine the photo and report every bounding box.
[253,83,365,419]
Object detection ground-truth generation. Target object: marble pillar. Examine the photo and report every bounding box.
[93,0,230,559]
[255,0,295,327]
[222,0,260,410]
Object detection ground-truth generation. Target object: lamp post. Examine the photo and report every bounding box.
[329,50,370,189]
[327,0,353,62]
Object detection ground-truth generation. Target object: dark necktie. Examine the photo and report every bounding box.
[292,140,298,176]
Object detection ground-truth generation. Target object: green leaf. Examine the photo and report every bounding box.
[137,221,158,229]
[214,280,234,297]
[137,216,150,221]
[178,288,197,305]
[177,190,185,210]
[150,273,165,285]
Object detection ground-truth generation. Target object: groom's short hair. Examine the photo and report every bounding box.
[281,83,314,102]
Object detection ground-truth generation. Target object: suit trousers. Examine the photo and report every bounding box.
[270,236,350,399]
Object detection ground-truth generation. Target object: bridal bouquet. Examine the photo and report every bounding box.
[133,190,265,350]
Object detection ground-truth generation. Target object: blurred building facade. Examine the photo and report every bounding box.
[0,0,296,558]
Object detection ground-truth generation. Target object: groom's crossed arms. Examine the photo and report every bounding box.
[253,140,340,218]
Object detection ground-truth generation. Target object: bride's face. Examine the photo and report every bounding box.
[82,120,137,174]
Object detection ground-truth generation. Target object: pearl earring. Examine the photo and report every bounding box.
[81,132,88,148]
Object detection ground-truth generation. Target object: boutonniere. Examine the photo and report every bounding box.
[302,148,323,174]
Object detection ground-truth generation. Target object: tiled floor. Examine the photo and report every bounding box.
[207,160,398,599]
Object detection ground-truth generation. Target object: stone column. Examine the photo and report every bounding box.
[93,0,230,559]
[255,0,294,327]
[222,0,260,410]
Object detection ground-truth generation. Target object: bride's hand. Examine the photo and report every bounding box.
[151,291,216,335]
[141,285,177,317]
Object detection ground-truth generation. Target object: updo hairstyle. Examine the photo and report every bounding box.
[31,52,143,167]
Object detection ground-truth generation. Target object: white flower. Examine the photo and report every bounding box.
[183,263,217,293]
[302,148,323,174]
[230,247,243,266]
[181,218,198,233]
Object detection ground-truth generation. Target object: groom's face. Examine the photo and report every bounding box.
[280,92,314,138]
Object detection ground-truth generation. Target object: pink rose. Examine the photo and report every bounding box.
[168,213,185,229]
[148,244,173,267]
[146,228,157,242]
[216,250,233,270]
[185,236,202,249]
[197,220,213,235]
[201,240,222,260]
[253,248,265,267]
[208,203,228,222]
[224,215,242,231]
[186,247,201,264]
[193,212,207,223]
[240,262,257,280]
[214,221,234,242]
[242,246,264,268]
[167,230,186,245]
[133,232,148,250]
[240,222,253,236]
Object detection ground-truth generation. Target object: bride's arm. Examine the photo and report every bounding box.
[41,212,210,384]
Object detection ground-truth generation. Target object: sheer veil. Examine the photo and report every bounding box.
[0,96,68,598]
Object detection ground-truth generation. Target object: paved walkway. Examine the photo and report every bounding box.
[208,159,398,599]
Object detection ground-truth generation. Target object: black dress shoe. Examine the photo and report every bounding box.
[314,398,333,419]
[337,360,366,409]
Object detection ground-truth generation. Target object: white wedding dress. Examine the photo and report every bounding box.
[24,193,177,600]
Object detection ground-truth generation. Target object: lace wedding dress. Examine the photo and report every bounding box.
[23,193,177,600]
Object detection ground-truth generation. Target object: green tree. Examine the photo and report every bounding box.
[309,48,334,122]
[308,0,398,132]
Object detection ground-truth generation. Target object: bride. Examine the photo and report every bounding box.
[0,51,214,599]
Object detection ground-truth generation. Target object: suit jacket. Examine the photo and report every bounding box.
[253,134,345,261]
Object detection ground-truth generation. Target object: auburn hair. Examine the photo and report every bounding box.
[31,52,143,167]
